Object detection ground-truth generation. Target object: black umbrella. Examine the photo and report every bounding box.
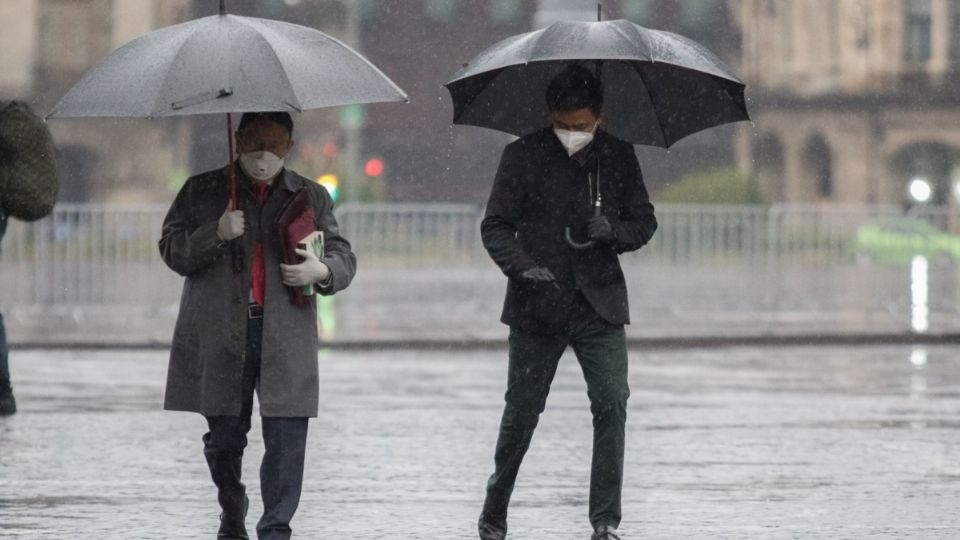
[446,12,749,249]
[48,0,407,209]
[445,17,749,148]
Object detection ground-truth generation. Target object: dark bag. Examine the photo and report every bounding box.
[0,101,59,221]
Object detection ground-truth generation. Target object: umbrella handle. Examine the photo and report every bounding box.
[564,200,603,250]
[565,227,595,250]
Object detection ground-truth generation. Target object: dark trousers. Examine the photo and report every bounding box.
[483,298,630,530]
[0,312,9,393]
[0,212,9,393]
[204,316,308,540]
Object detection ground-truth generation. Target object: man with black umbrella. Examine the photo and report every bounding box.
[477,65,657,540]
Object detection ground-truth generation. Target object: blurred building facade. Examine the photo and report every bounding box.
[1,0,742,205]
[0,0,194,203]
[734,0,960,206]
[0,0,356,204]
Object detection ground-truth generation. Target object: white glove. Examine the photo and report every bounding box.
[216,203,245,241]
[280,247,331,287]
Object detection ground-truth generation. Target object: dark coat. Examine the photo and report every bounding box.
[481,128,657,334]
[159,165,356,417]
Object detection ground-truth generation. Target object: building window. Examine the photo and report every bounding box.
[426,0,458,22]
[622,0,653,24]
[904,0,932,64]
[681,0,714,27]
[802,135,833,201]
[358,0,377,21]
[490,0,519,24]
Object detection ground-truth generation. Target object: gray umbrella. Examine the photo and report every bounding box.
[48,6,407,118]
[49,0,407,208]
[445,18,749,148]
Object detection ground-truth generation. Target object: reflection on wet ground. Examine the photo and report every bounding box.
[1,345,959,538]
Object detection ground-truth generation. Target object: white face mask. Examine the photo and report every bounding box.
[239,150,285,181]
[554,123,598,156]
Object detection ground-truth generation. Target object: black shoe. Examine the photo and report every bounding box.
[591,524,621,540]
[217,495,249,539]
[478,511,507,540]
[0,391,16,415]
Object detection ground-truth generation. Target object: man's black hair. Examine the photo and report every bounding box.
[237,111,294,136]
[546,64,604,115]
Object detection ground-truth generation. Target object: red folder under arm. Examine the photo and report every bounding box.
[275,188,316,306]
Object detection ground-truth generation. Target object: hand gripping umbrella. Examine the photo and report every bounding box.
[48,0,408,211]
[445,6,749,248]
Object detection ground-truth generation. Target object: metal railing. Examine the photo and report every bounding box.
[0,202,954,308]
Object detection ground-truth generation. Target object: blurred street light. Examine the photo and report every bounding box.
[316,173,340,202]
[908,176,933,203]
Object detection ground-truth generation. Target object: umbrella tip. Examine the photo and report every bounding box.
[219,0,226,15]
[597,3,602,22]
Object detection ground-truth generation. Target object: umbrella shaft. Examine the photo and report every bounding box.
[227,112,237,210]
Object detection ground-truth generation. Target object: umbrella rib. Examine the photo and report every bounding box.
[236,17,408,106]
[450,70,503,124]
[238,21,303,110]
[627,61,668,147]
[149,25,214,116]
[609,22,649,59]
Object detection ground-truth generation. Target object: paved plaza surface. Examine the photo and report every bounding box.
[1,345,959,539]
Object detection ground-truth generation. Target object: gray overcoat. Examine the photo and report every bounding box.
[159,165,356,417]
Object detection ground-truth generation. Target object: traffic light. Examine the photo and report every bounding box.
[316,173,340,202]
[364,157,384,178]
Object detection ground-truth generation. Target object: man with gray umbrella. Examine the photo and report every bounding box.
[159,111,356,540]
[477,65,657,540]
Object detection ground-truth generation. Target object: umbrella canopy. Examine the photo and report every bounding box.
[445,19,749,147]
[47,4,407,214]
[48,12,407,118]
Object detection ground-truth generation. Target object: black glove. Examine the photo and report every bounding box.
[586,216,615,243]
[520,266,557,284]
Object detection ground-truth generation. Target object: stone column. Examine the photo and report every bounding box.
[930,0,952,75]
[0,0,38,98]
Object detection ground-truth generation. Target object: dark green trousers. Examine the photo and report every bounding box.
[483,309,629,530]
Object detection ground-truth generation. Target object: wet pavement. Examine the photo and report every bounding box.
[1,345,959,539]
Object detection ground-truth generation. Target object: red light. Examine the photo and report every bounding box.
[321,143,339,159]
[364,158,384,177]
